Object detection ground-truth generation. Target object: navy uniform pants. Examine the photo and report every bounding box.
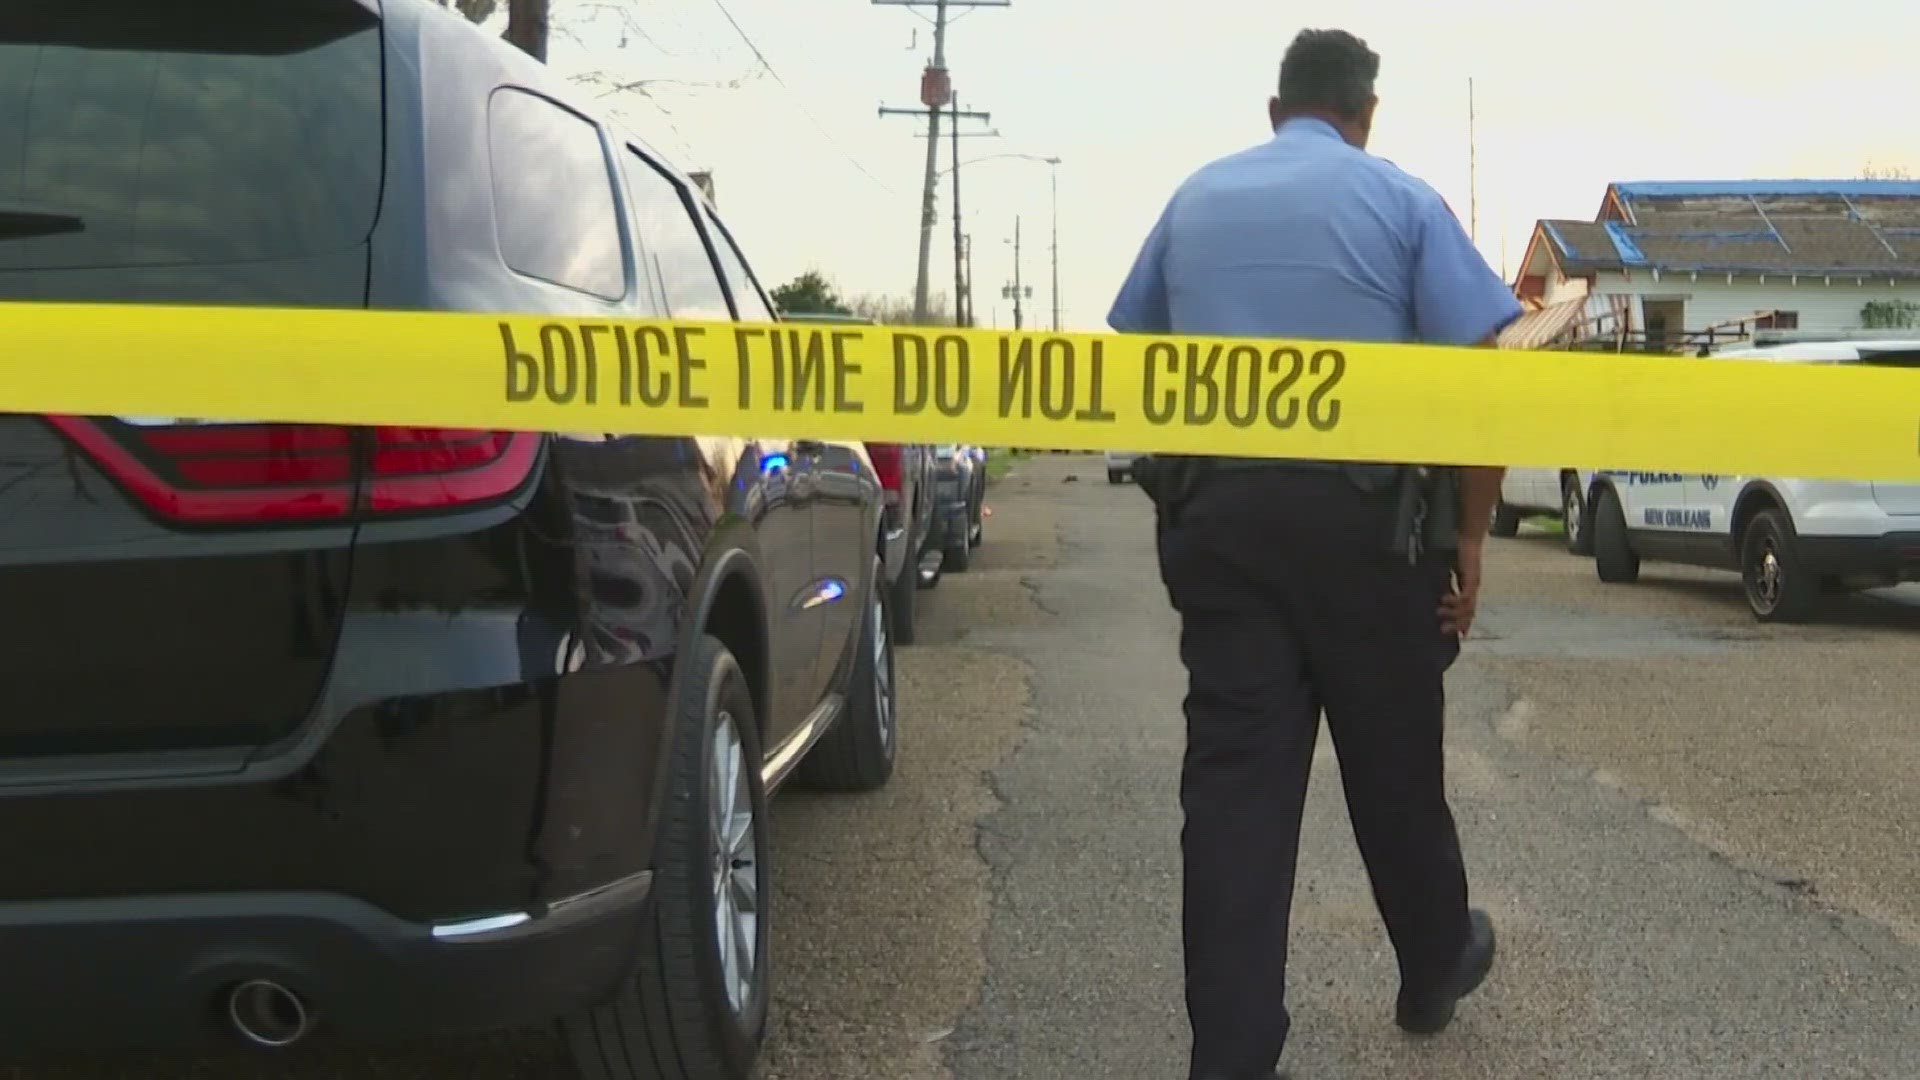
[1154,468,1473,1080]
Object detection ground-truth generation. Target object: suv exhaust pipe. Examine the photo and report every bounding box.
[226,979,311,1048]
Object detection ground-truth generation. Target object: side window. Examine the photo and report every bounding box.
[487,89,626,301]
[703,212,775,322]
[619,148,732,321]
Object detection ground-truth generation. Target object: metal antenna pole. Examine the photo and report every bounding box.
[1049,160,1060,331]
[1468,76,1478,243]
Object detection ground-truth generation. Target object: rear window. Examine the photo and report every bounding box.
[0,0,383,272]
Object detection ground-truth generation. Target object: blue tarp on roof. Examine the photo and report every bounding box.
[1603,222,1647,265]
[1541,220,1576,257]
[1614,180,1920,199]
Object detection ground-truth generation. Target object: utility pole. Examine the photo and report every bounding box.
[951,99,966,326]
[880,102,994,321]
[963,233,975,326]
[875,0,1009,324]
[1003,216,1030,330]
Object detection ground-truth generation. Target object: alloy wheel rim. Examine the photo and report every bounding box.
[872,596,894,751]
[1564,486,1581,539]
[708,709,758,1012]
[1751,539,1783,609]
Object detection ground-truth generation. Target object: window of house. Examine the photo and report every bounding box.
[1756,311,1799,330]
[487,89,626,301]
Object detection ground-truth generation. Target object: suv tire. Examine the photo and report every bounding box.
[1593,487,1640,584]
[1490,501,1522,538]
[1563,476,1593,556]
[944,532,971,572]
[799,556,899,792]
[889,554,918,646]
[1741,509,1818,623]
[561,634,770,1080]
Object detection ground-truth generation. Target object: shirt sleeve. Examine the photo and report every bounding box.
[1106,199,1175,334]
[1408,188,1524,346]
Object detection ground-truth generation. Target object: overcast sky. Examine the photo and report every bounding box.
[501,0,1920,331]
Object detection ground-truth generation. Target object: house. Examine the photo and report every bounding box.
[1503,180,1920,352]
[688,170,716,206]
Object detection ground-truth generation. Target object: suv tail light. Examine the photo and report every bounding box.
[46,417,539,526]
[866,443,904,506]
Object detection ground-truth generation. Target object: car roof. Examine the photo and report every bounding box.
[403,0,700,197]
[1712,338,1920,362]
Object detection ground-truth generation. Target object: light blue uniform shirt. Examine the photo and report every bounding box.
[1107,118,1522,346]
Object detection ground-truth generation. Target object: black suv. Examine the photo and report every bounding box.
[0,2,901,1077]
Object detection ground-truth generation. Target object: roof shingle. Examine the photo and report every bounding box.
[1535,181,1920,278]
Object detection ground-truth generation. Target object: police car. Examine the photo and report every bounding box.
[1578,339,1920,622]
[1493,466,1599,555]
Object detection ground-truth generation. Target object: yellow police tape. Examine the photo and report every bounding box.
[3,301,1917,482]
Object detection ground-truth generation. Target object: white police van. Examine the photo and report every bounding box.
[1580,339,1920,622]
[1493,466,1600,555]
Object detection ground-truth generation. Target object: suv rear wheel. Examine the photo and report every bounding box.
[800,555,899,792]
[1593,487,1640,584]
[889,551,918,646]
[1741,509,1819,623]
[561,634,770,1080]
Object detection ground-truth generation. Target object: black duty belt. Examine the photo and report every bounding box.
[1200,455,1404,493]
[1204,456,1346,472]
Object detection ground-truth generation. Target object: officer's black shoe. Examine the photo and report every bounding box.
[1395,907,1496,1035]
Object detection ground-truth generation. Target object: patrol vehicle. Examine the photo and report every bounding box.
[1492,466,1598,555]
[1579,340,1920,622]
[0,3,902,1076]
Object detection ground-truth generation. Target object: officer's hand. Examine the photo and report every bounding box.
[1440,537,1485,637]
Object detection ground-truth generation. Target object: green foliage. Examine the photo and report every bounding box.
[770,270,853,317]
[1860,299,1920,329]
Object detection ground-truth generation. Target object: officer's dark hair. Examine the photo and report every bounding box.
[1275,29,1379,121]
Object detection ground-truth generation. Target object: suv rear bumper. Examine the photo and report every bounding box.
[0,872,649,1053]
[1796,531,1920,577]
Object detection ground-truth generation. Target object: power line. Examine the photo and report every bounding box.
[705,0,897,194]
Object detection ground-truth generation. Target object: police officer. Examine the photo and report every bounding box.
[1107,29,1525,1080]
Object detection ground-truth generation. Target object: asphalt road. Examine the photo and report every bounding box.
[12,452,1919,1078]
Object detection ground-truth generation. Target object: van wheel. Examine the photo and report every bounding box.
[561,635,769,1080]
[1108,469,1123,484]
[1593,487,1640,584]
[889,555,917,646]
[799,555,899,792]
[1490,501,1522,538]
[1741,510,1818,623]
[1563,476,1593,556]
